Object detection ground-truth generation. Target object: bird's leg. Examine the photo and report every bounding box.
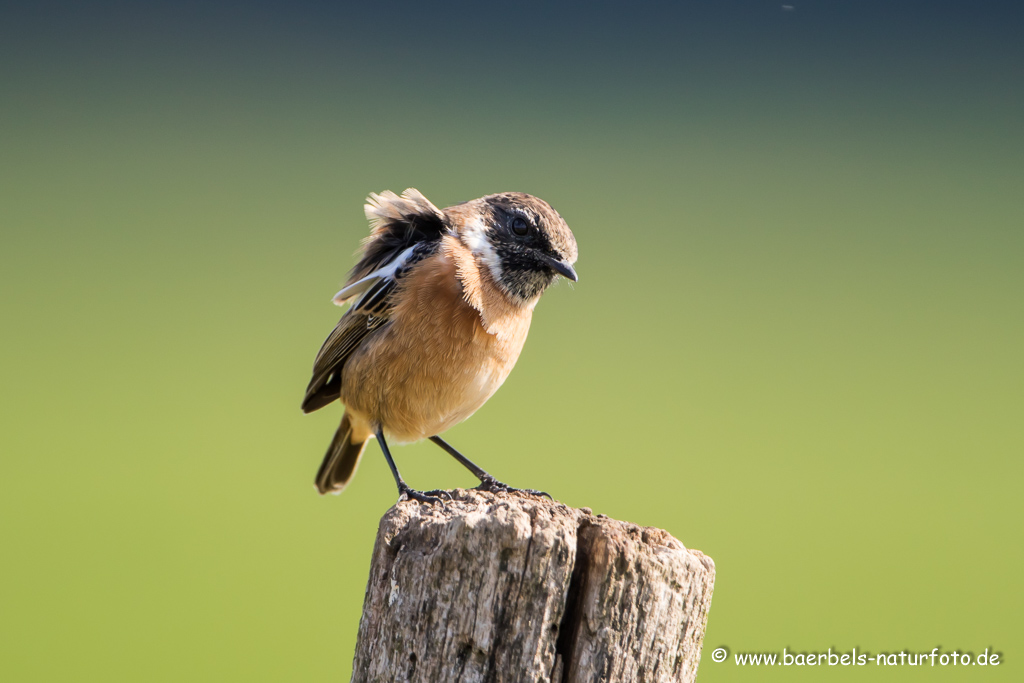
[376,427,446,506]
[428,435,551,499]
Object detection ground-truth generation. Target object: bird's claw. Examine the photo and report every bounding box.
[398,485,448,507]
[475,477,551,500]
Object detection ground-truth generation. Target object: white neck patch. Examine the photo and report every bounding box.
[462,217,503,282]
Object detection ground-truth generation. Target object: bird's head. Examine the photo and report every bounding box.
[452,192,578,303]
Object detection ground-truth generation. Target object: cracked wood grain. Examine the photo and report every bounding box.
[349,490,714,683]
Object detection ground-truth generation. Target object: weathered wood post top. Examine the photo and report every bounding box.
[350,490,715,683]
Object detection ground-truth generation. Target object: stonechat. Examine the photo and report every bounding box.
[302,189,578,503]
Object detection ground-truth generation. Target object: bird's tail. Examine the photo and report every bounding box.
[315,412,369,495]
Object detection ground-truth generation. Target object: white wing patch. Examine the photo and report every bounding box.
[332,245,417,306]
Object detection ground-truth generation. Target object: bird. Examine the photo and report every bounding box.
[302,188,578,503]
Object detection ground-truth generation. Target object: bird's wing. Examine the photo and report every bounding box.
[302,189,450,413]
[300,312,387,414]
[331,244,416,307]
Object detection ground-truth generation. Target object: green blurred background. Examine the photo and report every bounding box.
[2,1,1021,681]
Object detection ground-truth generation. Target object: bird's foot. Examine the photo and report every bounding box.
[475,476,552,500]
[398,484,448,507]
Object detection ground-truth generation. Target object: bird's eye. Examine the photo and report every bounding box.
[511,216,529,236]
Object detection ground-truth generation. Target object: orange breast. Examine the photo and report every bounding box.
[339,236,533,443]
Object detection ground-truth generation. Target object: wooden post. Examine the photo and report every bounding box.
[350,490,715,683]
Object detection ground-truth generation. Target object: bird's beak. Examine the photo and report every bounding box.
[540,253,579,282]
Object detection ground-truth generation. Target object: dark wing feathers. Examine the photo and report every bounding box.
[302,189,447,414]
[352,189,450,281]
[302,314,388,413]
[301,363,341,414]
[356,211,448,277]
[351,278,396,318]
